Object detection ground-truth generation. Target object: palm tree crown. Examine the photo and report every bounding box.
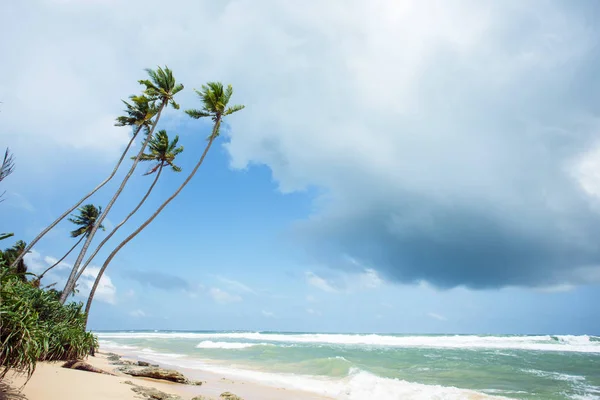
[3,240,29,281]
[139,66,184,109]
[115,95,158,134]
[68,204,105,238]
[137,130,184,175]
[185,82,245,139]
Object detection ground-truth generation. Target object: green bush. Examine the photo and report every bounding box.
[0,271,98,380]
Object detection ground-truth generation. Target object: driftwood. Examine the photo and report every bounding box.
[61,360,116,376]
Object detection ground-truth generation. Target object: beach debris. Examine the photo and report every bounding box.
[121,366,191,384]
[61,360,116,375]
[219,392,244,400]
[123,381,182,400]
[62,360,116,376]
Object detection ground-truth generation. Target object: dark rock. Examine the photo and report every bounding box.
[191,380,204,386]
[123,381,182,400]
[121,367,190,384]
[192,396,215,400]
[219,392,244,400]
[61,360,115,375]
[106,353,121,362]
[137,361,151,366]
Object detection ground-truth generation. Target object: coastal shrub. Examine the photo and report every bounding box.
[0,269,98,380]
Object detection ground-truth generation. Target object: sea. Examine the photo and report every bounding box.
[96,331,600,400]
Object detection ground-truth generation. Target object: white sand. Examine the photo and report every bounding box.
[2,352,332,400]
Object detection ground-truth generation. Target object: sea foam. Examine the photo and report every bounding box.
[96,332,600,353]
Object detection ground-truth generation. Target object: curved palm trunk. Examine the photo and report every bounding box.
[84,118,221,326]
[74,165,163,282]
[9,126,142,271]
[36,235,86,281]
[60,101,167,304]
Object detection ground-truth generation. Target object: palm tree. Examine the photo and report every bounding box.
[74,131,183,282]
[83,82,244,325]
[59,66,183,304]
[9,95,157,273]
[0,148,15,203]
[3,241,29,282]
[33,204,105,285]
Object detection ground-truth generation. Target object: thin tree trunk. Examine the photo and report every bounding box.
[8,126,142,271]
[74,165,163,283]
[60,100,167,304]
[36,235,85,281]
[84,117,221,326]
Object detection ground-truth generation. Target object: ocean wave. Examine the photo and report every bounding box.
[102,347,505,400]
[96,332,600,353]
[195,341,271,349]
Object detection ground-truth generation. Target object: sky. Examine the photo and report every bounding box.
[1,0,600,334]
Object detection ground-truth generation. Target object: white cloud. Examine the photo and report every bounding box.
[306,308,322,316]
[306,295,317,303]
[209,287,242,304]
[217,276,257,294]
[79,266,117,305]
[261,310,275,318]
[4,0,600,290]
[305,271,338,293]
[43,255,71,270]
[357,268,383,290]
[535,284,576,293]
[427,312,447,321]
[129,309,146,317]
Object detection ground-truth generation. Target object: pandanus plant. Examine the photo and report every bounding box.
[84,82,244,325]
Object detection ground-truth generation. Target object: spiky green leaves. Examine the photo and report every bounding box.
[137,130,184,175]
[67,204,105,238]
[115,95,158,134]
[185,82,245,140]
[139,66,184,110]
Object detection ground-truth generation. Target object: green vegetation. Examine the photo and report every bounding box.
[0,262,97,380]
[1,65,244,380]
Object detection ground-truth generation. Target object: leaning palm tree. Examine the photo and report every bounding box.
[34,204,105,285]
[83,82,244,324]
[74,131,183,281]
[9,95,157,273]
[59,66,183,304]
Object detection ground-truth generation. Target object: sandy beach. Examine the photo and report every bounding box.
[1,352,331,400]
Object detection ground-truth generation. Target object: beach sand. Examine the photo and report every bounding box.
[1,352,332,400]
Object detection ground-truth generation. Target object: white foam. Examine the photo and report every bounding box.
[195,341,269,349]
[95,332,600,353]
[104,346,506,400]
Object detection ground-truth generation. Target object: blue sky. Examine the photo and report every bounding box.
[1,0,600,334]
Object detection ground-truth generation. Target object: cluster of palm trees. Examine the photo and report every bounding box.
[7,66,244,327]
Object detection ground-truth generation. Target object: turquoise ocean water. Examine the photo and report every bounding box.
[97,331,600,399]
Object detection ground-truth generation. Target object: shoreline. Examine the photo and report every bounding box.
[2,351,332,400]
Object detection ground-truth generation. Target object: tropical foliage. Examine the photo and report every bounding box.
[0,267,97,380]
[2,65,245,380]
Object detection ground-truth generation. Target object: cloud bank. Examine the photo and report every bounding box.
[4,0,600,290]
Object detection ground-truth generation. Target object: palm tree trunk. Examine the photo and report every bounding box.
[36,235,86,282]
[60,100,167,304]
[74,165,163,283]
[84,117,221,326]
[8,126,143,271]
